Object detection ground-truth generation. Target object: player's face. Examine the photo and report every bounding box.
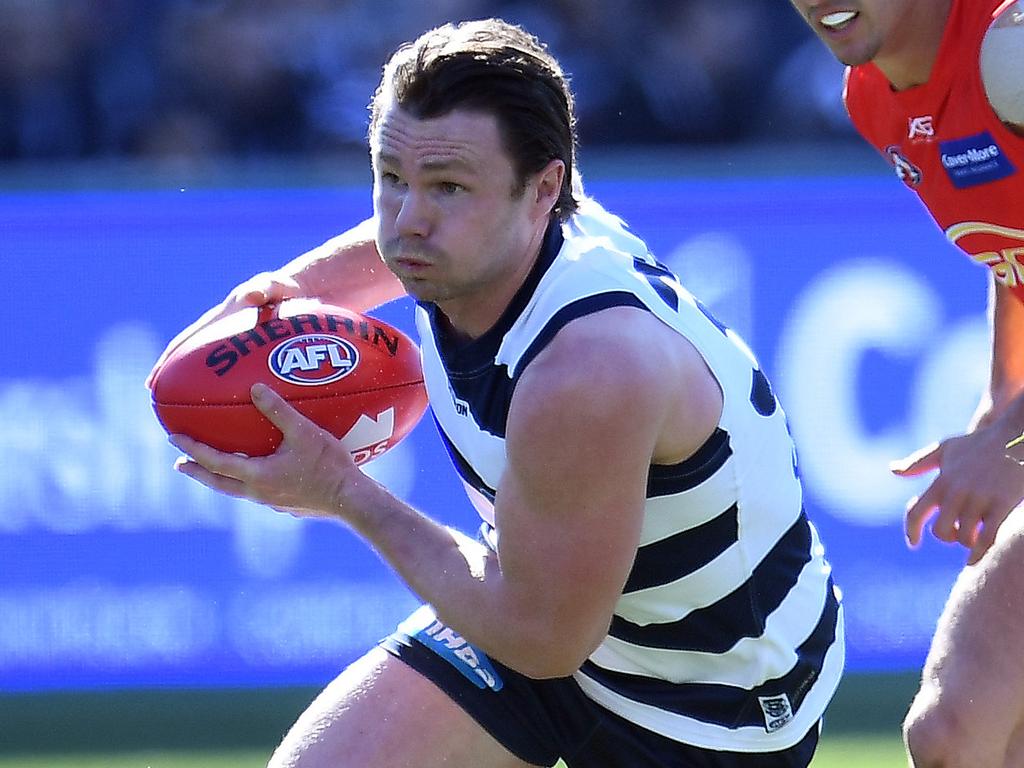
[371,103,553,337]
[788,0,916,66]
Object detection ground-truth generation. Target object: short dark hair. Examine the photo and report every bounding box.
[369,18,578,220]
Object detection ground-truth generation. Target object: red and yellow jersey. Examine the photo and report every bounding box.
[844,0,1024,301]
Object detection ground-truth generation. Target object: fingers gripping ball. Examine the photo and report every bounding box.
[151,298,428,463]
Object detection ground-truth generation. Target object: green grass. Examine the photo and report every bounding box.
[0,674,917,767]
[0,734,908,768]
[0,752,267,768]
[813,733,907,767]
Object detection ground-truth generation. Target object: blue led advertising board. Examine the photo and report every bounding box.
[0,174,989,692]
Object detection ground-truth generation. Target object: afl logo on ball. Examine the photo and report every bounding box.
[269,333,359,386]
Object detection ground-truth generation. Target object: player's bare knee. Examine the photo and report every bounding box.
[904,695,973,768]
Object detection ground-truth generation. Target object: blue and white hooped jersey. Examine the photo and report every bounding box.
[414,198,845,752]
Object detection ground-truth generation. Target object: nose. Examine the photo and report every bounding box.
[394,189,431,239]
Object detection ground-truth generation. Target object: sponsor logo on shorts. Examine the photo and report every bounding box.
[939,131,1015,189]
[269,333,358,386]
[416,619,504,691]
[758,694,794,733]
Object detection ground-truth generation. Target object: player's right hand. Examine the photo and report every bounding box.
[145,271,301,390]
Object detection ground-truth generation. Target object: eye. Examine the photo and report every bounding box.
[381,171,402,185]
[438,181,464,195]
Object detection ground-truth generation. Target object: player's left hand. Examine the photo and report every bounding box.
[169,383,365,519]
[893,422,1024,565]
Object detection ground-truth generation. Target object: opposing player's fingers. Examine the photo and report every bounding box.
[890,442,942,476]
[930,502,962,544]
[967,518,1000,565]
[905,486,940,547]
[955,510,983,549]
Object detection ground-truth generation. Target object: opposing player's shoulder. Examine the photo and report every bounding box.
[980,1,1024,130]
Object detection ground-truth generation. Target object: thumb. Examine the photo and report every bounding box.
[890,442,942,476]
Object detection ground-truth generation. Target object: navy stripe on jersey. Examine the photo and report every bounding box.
[623,504,738,593]
[750,368,778,416]
[631,257,680,312]
[609,514,812,652]
[647,428,732,498]
[515,292,648,375]
[579,579,840,728]
[438,291,653,439]
[434,414,496,504]
[446,365,516,440]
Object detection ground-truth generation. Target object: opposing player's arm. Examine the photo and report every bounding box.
[988,281,1024,417]
[900,280,1024,562]
[981,0,1024,134]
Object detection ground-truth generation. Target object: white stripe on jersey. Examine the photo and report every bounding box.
[590,523,835,687]
[637,458,739,546]
[575,608,846,752]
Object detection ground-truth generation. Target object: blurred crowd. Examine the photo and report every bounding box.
[0,0,858,162]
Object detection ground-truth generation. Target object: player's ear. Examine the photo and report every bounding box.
[532,159,565,219]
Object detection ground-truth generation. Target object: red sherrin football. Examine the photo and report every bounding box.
[151,298,428,463]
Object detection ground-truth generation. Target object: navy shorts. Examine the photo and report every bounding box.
[380,606,819,768]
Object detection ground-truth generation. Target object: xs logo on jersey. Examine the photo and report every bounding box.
[885,145,923,187]
[269,333,359,385]
[908,115,934,140]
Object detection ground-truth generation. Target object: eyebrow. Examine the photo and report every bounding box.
[375,151,477,174]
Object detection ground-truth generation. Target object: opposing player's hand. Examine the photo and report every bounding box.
[893,423,1024,564]
[145,272,301,389]
[169,383,365,519]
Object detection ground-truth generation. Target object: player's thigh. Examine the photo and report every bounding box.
[268,646,538,768]
[913,511,1024,748]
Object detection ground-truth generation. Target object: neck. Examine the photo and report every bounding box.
[874,0,953,90]
[438,221,550,341]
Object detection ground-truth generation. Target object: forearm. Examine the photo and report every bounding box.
[277,217,405,312]
[976,281,1024,425]
[339,476,573,677]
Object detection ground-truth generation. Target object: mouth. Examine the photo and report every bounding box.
[388,253,435,279]
[818,9,859,32]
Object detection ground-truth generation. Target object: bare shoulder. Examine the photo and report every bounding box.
[515,306,681,418]
[508,305,722,467]
[980,1,1024,131]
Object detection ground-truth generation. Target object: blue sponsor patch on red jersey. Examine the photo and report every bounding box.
[939,131,1015,189]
